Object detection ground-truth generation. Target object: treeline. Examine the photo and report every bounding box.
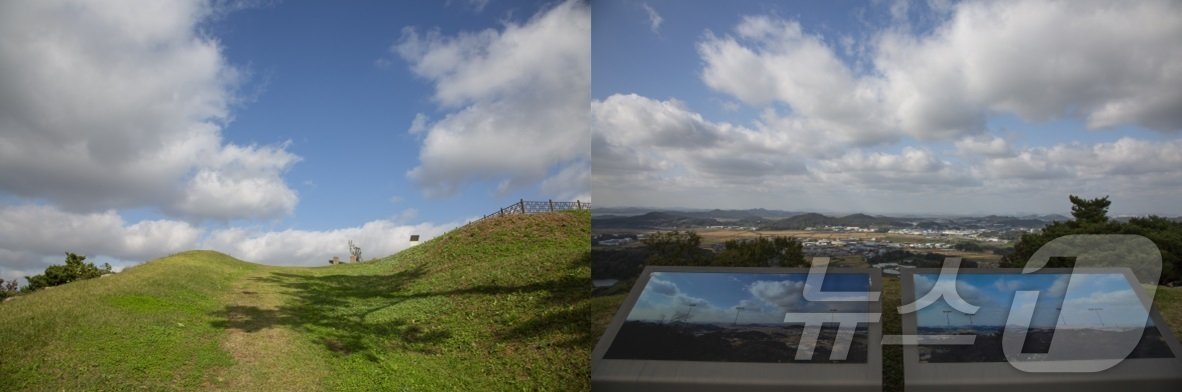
[642,231,806,267]
[0,252,112,300]
[1003,195,1182,285]
[590,231,808,284]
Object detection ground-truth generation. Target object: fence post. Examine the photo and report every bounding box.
[520,199,526,214]
[549,199,554,212]
[576,200,582,209]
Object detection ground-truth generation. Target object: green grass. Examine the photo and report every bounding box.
[0,210,600,391]
[0,251,257,390]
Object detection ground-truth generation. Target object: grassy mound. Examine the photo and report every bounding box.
[0,210,603,391]
[0,251,259,390]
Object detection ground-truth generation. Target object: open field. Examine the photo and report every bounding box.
[695,229,904,246]
[813,255,871,268]
[695,229,1002,265]
[925,249,1004,266]
[694,228,1008,247]
[0,210,606,391]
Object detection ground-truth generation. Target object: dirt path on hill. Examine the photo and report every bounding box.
[208,269,328,391]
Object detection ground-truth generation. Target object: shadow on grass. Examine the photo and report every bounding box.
[209,252,593,361]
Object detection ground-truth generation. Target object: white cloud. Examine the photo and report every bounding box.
[0,202,457,283]
[888,0,910,23]
[698,16,898,145]
[593,89,1182,212]
[395,0,589,200]
[696,0,1182,148]
[407,113,429,135]
[647,277,680,296]
[979,150,1071,181]
[0,204,202,282]
[0,0,301,220]
[202,219,455,267]
[539,161,591,202]
[171,142,300,220]
[749,279,807,311]
[813,147,977,190]
[980,138,1182,184]
[592,94,809,191]
[0,205,201,263]
[641,3,663,35]
[955,135,1013,158]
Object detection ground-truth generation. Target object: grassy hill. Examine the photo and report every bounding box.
[0,210,612,391]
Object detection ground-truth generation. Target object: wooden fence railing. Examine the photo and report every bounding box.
[472,199,591,224]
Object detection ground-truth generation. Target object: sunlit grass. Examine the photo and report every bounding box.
[0,251,256,390]
[0,210,596,391]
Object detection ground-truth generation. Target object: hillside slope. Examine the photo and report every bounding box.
[0,210,603,391]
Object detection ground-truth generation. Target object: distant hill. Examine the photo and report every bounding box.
[591,208,1077,231]
[592,211,722,229]
[759,213,901,230]
[593,207,804,220]
[673,208,803,220]
[0,210,604,391]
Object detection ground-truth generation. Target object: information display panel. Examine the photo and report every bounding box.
[592,266,882,392]
[901,268,1182,392]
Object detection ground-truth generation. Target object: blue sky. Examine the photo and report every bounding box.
[913,273,1152,328]
[0,0,589,281]
[592,0,1182,216]
[628,271,871,324]
[209,1,580,230]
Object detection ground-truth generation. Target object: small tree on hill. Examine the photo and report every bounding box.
[348,240,362,262]
[1069,195,1111,225]
[0,278,19,299]
[23,252,112,292]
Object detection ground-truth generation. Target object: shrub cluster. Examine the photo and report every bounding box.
[21,252,112,293]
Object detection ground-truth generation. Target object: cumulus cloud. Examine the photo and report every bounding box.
[955,135,1013,158]
[594,88,1182,212]
[749,279,807,311]
[979,138,1182,185]
[697,0,1182,146]
[0,204,202,282]
[0,0,301,220]
[595,1,1182,212]
[395,0,589,200]
[647,277,680,296]
[202,219,455,267]
[813,147,977,190]
[592,94,809,192]
[698,16,900,144]
[0,203,457,283]
[0,205,201,261]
